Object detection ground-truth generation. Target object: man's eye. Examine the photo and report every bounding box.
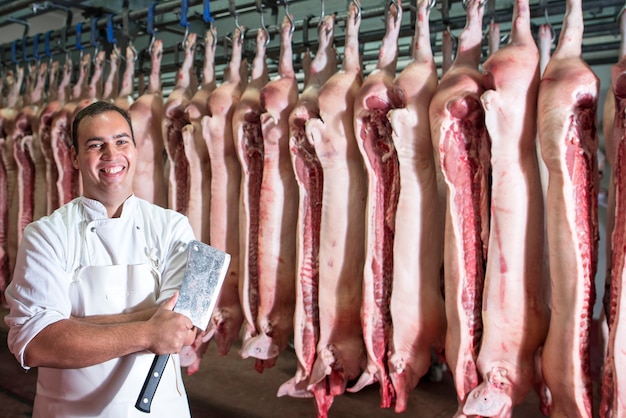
[88,143,102,149]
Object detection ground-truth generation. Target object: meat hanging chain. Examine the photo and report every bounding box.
[0,0,618,416]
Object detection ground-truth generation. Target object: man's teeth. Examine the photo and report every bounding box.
[103,166,123,174]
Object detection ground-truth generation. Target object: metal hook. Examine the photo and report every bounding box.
[75,22,85,59]
[229,0,245,42]
[209,25,217,48]
[282,0,295,34]
[256,0,271,45]
[33,33,41,62]
[318,0,325,27]
[351,0,362,20]
[462,0,487,10]
[128,42,138,62]
[618,2,626,23]
[387,0,400,22]
[107,14,118,45]
[147,2,158,55]
[428,0,437,11]
[180,0,190,48]
[544,9,556,43]
[90,17,100,64]
[204,0,215,26]
[181,26,190,49]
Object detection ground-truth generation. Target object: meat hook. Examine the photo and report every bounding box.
[229,0,245,43]
[147,1,158,55]
[75,22,84,59]
[318,0,325,27]
[201,0,217,48]
[462,0,487,11]
[387,0,401,22]
[90,17,100,64]
[257,0,271,46]
[539,0,556,43]
[180,0,191,50]
[351,0,362,21]
[282,0,295,35]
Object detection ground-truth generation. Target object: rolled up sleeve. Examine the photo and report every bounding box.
[4,222,73,369]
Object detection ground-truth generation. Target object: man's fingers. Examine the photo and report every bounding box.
[162,291,179,311]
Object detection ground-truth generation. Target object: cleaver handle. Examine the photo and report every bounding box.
[135,354,170,413]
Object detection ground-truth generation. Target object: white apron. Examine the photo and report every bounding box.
[33,210,191,418]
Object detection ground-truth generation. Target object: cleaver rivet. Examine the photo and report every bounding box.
[142,398,148,404]
[153,371,160,378]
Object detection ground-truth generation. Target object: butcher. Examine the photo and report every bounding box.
[4,101,197,417]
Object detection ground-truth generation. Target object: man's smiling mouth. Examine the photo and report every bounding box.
[102,166,124,174]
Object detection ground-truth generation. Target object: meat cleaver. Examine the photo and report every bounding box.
[135,240,230,413]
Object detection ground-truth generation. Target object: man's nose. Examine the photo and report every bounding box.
[102,144,118,158]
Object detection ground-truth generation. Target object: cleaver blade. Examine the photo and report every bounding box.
[135,240,230,413]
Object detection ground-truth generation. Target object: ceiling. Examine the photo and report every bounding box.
[0,0,621,92]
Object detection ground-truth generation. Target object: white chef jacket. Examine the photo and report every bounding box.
[4,195,196,417]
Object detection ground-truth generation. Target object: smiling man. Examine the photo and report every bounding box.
[4,101,197,417]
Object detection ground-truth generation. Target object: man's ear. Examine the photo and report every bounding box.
[71,146,79,169]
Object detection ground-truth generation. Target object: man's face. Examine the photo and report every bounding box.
[71,110,137,207]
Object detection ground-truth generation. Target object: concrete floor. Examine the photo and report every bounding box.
[0,307,601,418]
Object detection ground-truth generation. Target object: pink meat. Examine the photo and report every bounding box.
[464,0,550,416]
[87,51,105,102]
[0,132,7,303]
[233,28,269,350]
[350,1,402,410]
[129,39,167,208]
[176,33,216,369]
[163,33,197,214]
[538,3,600,411]
[114,46,136,111]
[2,67,25,286]
[386,0,445,413]
[53,54,91,206]
[14,62,48,243]
[278,13,338,412]
[51,103,79,205]
[37,61,65,215]
[601,7,626,418]
[441,28,454,76]
[182,28,218,242]
[488,21,500,57]
[300,4,365,413]
[199,26,247,358]
[102,47,120,102]
[239,16,298,373]
[14,134,35,242]
[71,53,91,103]
[429,1,488,415]
[533,23,554,414]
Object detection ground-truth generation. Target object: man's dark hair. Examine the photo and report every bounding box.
[71,101,136,150]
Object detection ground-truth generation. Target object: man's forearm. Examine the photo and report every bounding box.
[71,306,158,325]
[24,319,152,369]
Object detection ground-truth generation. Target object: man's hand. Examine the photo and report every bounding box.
[146,292,197,355]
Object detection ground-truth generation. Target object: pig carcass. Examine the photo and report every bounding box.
[429,0,489,415]
[162,33,198,213]
[278,12,338,412]
[349,0,402,409]
[464,0,550,416]
[386,0,445,412]
[239,15,299,373]
[129,39,168,208]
